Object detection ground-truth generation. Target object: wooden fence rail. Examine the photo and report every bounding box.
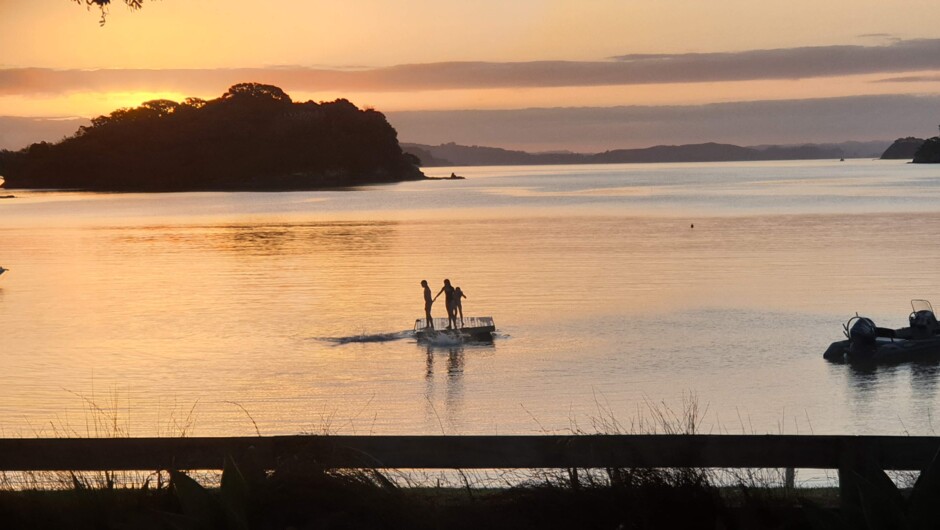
[1,435,938,473]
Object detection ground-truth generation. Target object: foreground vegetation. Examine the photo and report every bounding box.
[0,83,425,191]
[5,395,938,529]
[0,463,819,530]
[2,451,939,530]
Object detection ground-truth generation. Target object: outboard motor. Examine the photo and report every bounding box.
[909,310,938,339]
[845,316,879,360]
[848,317,878,345]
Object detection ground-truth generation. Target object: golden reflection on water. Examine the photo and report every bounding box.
[3,162,940,437]
[1,212,936,437]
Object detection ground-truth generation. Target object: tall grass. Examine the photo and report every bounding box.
[0,388,199,492]
[0,392,900,529]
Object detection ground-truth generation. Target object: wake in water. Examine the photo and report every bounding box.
[315,329,502,347]
[317,330,413,345]
[423,332,463,347]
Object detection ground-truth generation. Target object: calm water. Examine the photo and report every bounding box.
[2,160,940,438]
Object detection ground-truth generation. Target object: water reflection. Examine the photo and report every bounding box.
[842,360,940,434]
[108,221,399,257]
[229,226,292,254]
[909,361,940,433]
[845,361,940,397]
[846,362,901,394]
[223,222,397,256]
[842,362,888,433]
[911,361,940,398]
[424,345,467,433]
[8,162,940,436]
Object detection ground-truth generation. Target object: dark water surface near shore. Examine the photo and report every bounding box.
[2,160,940,437]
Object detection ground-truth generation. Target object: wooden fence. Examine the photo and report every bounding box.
[1,434,937,474]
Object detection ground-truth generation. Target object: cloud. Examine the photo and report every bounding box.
[874,74,940,83]
[606,39,940,83]
[2,39,940,96]
[856,33,902,43]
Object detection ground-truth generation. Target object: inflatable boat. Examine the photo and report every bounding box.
[823,300,940,364]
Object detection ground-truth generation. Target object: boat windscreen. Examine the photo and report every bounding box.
[912,299,934,313]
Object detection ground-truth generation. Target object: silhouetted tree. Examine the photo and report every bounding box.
[913,137,940,163]
[140,99,180,116]
[0,84,425,191]
[222,83,292,104]
[182,97,207,109]
[75,0,144,25]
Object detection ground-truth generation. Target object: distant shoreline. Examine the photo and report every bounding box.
[404,140,891,167]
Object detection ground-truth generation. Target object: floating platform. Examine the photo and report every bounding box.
[414,316,496,342]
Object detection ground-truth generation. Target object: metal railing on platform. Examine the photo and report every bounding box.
[414,316,494,331]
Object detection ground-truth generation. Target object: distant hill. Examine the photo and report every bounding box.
[881,137,926,159]
[593,143,764,163]
[913,137,940,163]
[399,144,453,167]
[0,83,424,191]
[752,140,889,159]
[403,140,889,167]
[401,142,582,166]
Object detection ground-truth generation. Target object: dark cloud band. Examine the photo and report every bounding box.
[2,39,940,96]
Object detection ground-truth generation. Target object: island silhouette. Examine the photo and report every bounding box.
[880,137,927,159]
[880,126,940,163]
[913,136,940,163]
[0,83,425,192]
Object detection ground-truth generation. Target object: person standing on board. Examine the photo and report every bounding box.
[454,286,467,327]
[433,279,457,329]
[421,280,435,330]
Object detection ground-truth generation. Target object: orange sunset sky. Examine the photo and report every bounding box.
[2,1,940,151]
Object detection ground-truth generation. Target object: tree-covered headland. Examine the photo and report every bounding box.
[0,83,425,191]
[913,136,940,163]
[880,137,925,159]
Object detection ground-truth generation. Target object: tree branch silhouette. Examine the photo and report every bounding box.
[74,0,145,26]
